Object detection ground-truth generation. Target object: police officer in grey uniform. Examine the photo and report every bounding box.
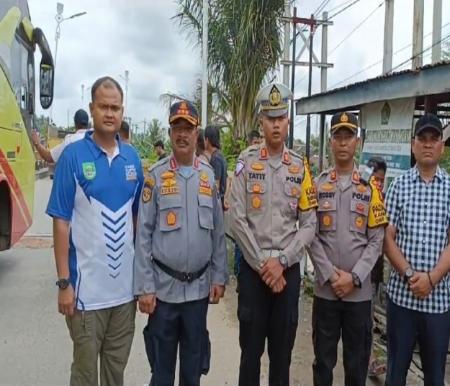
[307,112,387,386]
[134,100,228,386]
[230,83,318,386]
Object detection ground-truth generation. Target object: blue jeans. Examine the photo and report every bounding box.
[385,297,450,386]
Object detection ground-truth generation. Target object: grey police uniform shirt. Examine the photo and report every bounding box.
[230,143,317,272]
[307,167,386,302]
[134,155,228,303]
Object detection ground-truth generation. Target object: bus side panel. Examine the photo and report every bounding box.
[0,149,31,245]
[0,66,34,246]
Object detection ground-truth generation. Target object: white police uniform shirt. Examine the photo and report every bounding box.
[46,131,143,311]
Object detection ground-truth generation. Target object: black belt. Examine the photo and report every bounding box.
[153,259,209,283]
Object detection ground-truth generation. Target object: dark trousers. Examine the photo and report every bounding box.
[143,298,209,386]
[385,297,450,386]
[312,296,372,386]
[234,243,243,276]
[237,259,300,386]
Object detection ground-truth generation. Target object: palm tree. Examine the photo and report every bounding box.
[175,0,287,139]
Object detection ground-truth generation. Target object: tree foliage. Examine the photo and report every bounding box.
[132,119,170,165]
[175,0,287,139]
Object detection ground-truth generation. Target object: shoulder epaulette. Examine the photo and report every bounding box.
[199,158,213,171]
[288,148,302,160]
[148,157,169,173]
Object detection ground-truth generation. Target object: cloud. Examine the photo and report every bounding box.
[29,0,201,129]
[27,0,449,137]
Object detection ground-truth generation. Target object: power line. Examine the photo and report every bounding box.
[326,0,358,14]
[390,32,450,72]
[314,0,332,16]
[329,0,362,19]
[329,1,383,56]
[293,0,380,88]
[331,28,450,88]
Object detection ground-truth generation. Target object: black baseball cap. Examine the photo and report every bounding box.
[414,113,443,137]
[74,109,89,126]
[330,112,358,133]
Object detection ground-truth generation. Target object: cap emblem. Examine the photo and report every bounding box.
[269,85,281,106]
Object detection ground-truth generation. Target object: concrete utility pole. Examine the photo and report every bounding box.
[432,0,442,63]
[201,0,209,128]
[412,0,424,69]
[281,9,333,153]
[383,0,394,74]
[320,11,329,92]
[282,4,291,87]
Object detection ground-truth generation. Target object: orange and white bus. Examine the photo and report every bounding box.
[0,0,54,250]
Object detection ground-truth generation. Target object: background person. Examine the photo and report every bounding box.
[119,120,131,143]
[365,156,388,378]
[31,108,90,164]
[204,125,227,209]
[154,139,166,160]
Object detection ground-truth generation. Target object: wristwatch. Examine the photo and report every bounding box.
[404,266,414,282]
[351,272,362,289]
[56,278,70,289]
[278,254,288,270]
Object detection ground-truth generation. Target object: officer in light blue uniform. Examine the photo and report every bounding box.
[134,100,228,386]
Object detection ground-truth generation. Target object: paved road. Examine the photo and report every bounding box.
[0,246,240,386]
[0,178,240,386]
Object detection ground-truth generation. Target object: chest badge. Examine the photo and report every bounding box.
[357,184,367,193]
[200,172,209,182]
[322,214,332,227]
[161,170,175,180]
[251,162,265,171]
[356,203,366,213]
[288,165,300,174]
[252,195,262,209]
[82,162,96,180]
[252,183,262,193]
[355,216,365,228]
[321,182,334,192]
[322,201,331,210]
[166,211,177,226]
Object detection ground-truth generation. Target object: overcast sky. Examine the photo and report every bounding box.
[28,0,450,139]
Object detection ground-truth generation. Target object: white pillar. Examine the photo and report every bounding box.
[201,0,209,128]
[383,0,394,74]
[412,0,424,69]
[432,0,442,63]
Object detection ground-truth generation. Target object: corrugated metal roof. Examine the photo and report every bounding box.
[295,61,450,115]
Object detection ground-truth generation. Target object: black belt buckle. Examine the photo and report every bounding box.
[183,272,194,283]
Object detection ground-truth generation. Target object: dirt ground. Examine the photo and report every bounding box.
[221,277,425,386]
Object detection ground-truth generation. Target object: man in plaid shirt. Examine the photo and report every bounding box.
[384,113,450,386]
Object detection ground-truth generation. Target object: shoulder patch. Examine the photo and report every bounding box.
[235,160,245,176]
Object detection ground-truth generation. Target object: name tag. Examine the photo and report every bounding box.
[125,164,137,181]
